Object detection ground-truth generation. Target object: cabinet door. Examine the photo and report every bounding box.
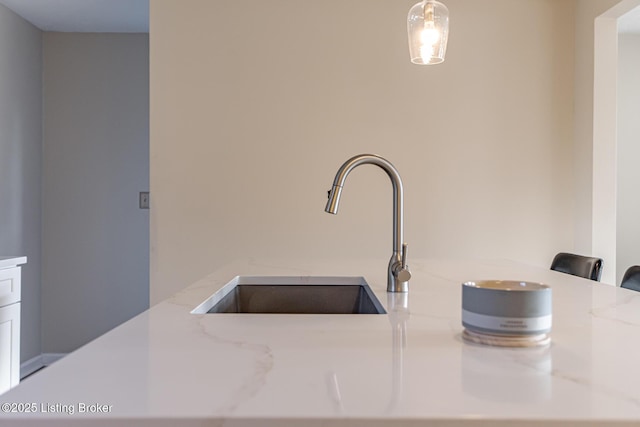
[0,267,21,307]
[0,303,20,394]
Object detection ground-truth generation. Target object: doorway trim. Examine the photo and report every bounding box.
[593,0,640,285]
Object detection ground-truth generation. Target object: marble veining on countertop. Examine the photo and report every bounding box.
[2,257,640,426]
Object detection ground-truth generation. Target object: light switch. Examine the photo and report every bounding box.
[139,192,150,209]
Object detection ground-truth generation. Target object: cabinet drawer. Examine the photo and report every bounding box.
[0,267,21,307]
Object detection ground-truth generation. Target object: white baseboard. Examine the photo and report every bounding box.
[21,353,67,379]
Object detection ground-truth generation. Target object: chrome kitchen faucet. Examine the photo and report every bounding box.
[325,154,411,293]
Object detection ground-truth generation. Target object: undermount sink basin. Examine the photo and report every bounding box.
[191,276,386,314]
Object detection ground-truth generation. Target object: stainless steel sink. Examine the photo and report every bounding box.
[191,276,386,314]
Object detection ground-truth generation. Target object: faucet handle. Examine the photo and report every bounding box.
[394,243,411,282]
[401,243,408,269]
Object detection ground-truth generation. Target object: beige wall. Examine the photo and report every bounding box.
[0,4,42,362]
[150,0,577,303]
[43,33,150,353]
[617,34,640,284]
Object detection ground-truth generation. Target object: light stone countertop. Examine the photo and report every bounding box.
[2,257,640,426]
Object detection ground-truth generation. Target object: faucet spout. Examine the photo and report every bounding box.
[325,154,411,292]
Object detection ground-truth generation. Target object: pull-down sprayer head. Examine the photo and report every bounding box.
[325,185,343,215]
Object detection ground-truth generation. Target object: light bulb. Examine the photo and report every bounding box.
[421,23,440,45]
[419,21,440,62]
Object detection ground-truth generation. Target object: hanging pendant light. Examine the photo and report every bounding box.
[407,0,449,65]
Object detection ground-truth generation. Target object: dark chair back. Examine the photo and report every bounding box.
[550,252,603,281]
[621,266,640,292]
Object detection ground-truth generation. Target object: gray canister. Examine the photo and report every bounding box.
[462,281,552,336]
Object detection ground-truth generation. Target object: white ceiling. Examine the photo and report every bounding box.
[0,0,148,33]
[0,0,637,36]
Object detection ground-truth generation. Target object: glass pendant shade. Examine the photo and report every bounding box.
[407,0,449,65]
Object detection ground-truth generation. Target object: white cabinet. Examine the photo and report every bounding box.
[0,257,26,395]
[0,303,20,394]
